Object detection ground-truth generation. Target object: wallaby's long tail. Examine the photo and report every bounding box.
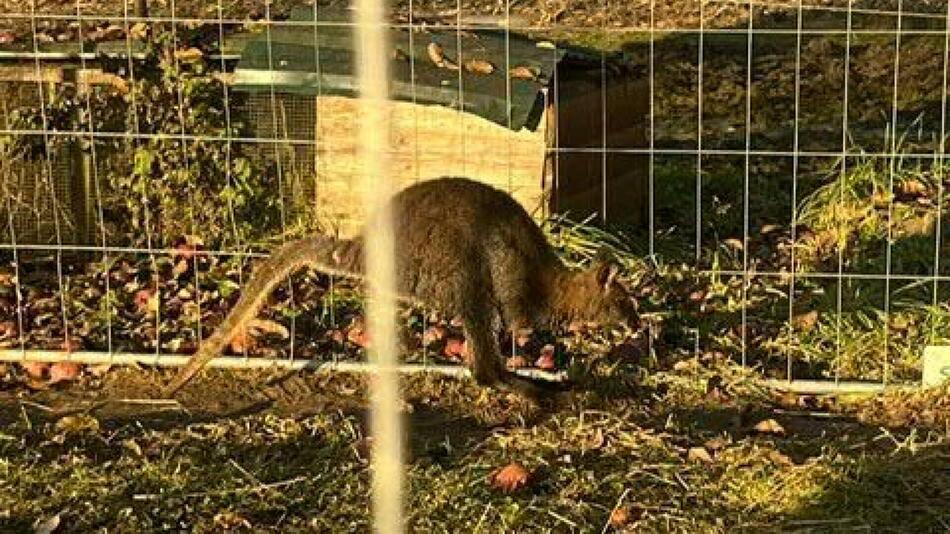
[161,235,363,398]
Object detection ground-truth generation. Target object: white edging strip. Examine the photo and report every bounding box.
[0,349,568,381]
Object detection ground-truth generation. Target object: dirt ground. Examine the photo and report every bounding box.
[0,360,948,532]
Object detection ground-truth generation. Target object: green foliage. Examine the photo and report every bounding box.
[798,130,946,274]
[6,27,282,249]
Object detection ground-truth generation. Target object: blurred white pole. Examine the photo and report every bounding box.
[355,0,404,532]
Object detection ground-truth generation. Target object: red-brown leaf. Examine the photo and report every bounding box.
[489,462,531,493]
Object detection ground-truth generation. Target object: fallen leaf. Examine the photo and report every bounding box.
[21,361,48,380]
[704,436,730,451]
[229,329,257,354]
[609,505,639,528]
[723,238,744,251]
[510,65,539,81]
[426,42,458,70]
[672,360,693,373]
[49,362,82,384]
[535,347,556,371]
[346,321,371,349]
[134,289,158,314]
[427,42,445,64]
[56,414,100,434]
[489,462,531,493]
[174,47,204,62]
[792,310,819,329]
[422,325,446,346]
[443,337,465,360]
[172,259,190,278]
[687,446,714,464]
[464,59,495,74]
[753,418,786,436]
[214,511,251,530]
[129,22,148,40]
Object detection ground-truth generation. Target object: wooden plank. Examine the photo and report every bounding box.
[313,95,548,237]
[551,75,650,226]
[765,379,917,395]
[0,65,63,83]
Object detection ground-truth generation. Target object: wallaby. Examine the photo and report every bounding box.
[161,177,638,399]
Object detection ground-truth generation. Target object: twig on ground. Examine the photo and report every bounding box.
[132,475,308,501]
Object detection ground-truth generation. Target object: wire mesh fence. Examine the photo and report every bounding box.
[1,0,949,396]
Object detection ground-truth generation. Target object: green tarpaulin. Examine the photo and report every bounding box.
[231,7,566,131]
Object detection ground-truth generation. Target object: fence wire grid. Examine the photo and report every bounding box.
[1,0,950,399]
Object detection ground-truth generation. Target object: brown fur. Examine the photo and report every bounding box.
[161,177,638,399]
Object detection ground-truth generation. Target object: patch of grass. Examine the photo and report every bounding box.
[1,362,948,532]
[798,130,946,274]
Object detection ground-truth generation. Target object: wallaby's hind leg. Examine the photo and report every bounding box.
[463,312,549,402]
[462,314,504,387]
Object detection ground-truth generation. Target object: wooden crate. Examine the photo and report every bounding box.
[312,95,549,237]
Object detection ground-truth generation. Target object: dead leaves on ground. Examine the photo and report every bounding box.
[609,505,644,528]
[48,361,82,384]
[55,414,100,435]
[687,446,714,464]
[752,418,786,436]
[16,360,84,390]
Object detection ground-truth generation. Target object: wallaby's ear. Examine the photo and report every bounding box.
[594,260,621,290]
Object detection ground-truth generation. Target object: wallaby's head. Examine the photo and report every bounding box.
[564,254,638,328]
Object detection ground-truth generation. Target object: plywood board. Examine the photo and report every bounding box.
[312,95,548,236]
